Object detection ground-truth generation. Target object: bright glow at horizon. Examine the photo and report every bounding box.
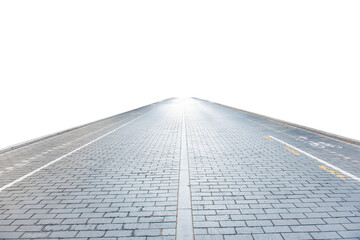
[0,0,359,149]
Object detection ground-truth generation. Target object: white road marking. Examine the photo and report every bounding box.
[269,136,360,182]
[2,120,122,175]
[176,105,194,240]
[0,113,149,193]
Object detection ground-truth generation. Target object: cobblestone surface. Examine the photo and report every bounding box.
[0,98,359,239]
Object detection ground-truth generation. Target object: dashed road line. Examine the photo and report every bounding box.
[246,114,352,161]
[269,136,360,182]
[263,136,273,141]
[318,165,347,180]
[283,146,300,155]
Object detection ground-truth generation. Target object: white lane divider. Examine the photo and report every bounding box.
[2,120,123,177]
[269,136,360,182]
[176,106,194,240]
[0,113,149,193]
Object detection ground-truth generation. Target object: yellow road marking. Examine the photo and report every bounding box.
[318,165,347,180]
[283,146,300,155]
[277,129,291,132]
[263,136,273,141]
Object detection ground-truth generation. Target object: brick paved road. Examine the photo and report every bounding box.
[0,98,359,239]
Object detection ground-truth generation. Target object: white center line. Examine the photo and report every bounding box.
[176,106,194,240]
[269,135,360,182]
[0,113,149,193]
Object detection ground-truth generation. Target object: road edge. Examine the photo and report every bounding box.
[0,98,170,154]
[196,98,360,147]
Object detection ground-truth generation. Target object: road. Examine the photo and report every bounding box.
[0,98,359,239]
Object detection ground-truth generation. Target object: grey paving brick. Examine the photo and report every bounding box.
[195,235,224,240]
[138,216,164,223]
[337,230,360,238]
[324,217,351,224]
[80,212,104,218]
[317,224,346,231]
[1,98,360,240]
[231,214,256,220]
[224,235,253,240]
[255,214,282,220]
[342,223,360,230]
[149,222,176,229]
[115,237,146,240]
[305,212,331,218]
[246,220,273,227]
[134,229,161,236]
[194,221,220,228]
[124,223,150,229]
[49,231,78,238]
[208,227,236,234]
[194,228,207,234]
[162,228,176,235]
[0,232,24,239]
[282,232,313,240]
[43,224,71,231]
[16,225,43,232]
[280,213,307,219]
[252,233,283,240]
[71,224,97,231]
[206,215,231,221]
[6,213,33,219]
[263,226,291,233]
[104,230,133,237]
[21,232,51,238]
[62,218,88,224]
[298,218,326,225]
[112,217,139,223]
[87,218,113,224]
[290,225,319,232]
[348,217,360,223]
[0,225,18,231]
[76,230,106,238]
[310,231,342,239]
[235,227,264,234]
[11,219,38,225]
[146,237,174,240]
[219,220,246,227]
[0,219,14,225]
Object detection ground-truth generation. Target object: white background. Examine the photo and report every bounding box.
[1,0,359,150]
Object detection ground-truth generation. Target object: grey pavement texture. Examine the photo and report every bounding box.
[0,98,359,240]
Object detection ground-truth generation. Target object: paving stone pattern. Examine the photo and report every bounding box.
[0,98,359,239]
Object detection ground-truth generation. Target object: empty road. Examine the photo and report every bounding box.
[0,98,359,239]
